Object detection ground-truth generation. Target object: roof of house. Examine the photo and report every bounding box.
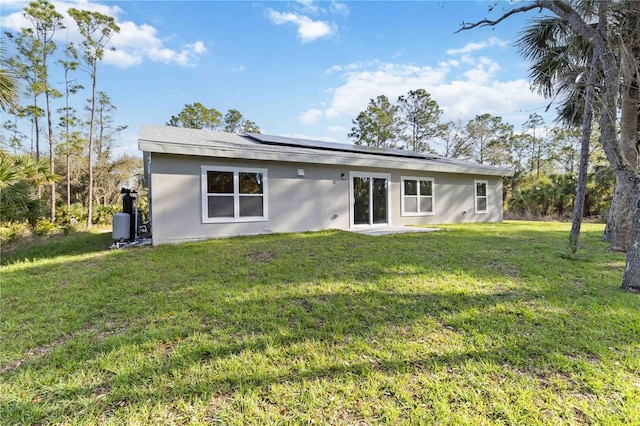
[138,124,514,177]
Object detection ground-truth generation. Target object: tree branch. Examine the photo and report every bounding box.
[455,4,541,33]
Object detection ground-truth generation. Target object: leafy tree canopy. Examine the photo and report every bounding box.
[348,94,401,149]
[168,103,260,133]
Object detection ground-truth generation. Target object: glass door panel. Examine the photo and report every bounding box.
[353,177,370,225]
[352,175,388,226]
[372,178,388,224]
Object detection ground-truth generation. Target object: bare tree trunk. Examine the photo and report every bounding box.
[622,194,640,291]
[603,179,635,251]
[66,153,71,211]
[603,0,640,252]
[589,1,640,292]
[46,91,55,223]
[33,105,42,201]
[86,73,96,229]
[570,55,597,253]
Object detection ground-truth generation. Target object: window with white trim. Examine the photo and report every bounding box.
[401,176,434,216]
[201,166,268,223]
[474,180,488,214]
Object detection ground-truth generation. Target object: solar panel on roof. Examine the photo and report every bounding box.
[244,133,442,161]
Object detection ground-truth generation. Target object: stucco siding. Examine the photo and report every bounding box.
[150,154,351,244]
[150,153,505,245]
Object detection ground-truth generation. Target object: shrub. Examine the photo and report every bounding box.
[0,222,29,245]
[93,205,119,226]
[56,203,87,226]
[34,219,60,236]
[62,223,77,235]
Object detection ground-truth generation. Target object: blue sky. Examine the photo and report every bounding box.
[2,1,555,158]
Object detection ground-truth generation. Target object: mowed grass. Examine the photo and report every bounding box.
[1,221,638,425]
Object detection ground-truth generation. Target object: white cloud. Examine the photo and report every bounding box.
[267,9,336,42]
[1,0,207,68]
[109,21,160,49]
[299,109,324,124]
[325,62,369,74]
[429,78,539,123]
[462,57,501,85]
[446,37,509,56]
[329,1,350,16]
[103,49,142,68]
[324,63,448,119]
[295,0,319,14]
[293,0,349,16]
[192,41,207,54]
[326,65,344,74]
[319,53,545,130]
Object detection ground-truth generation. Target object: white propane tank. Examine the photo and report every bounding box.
[112,212,131,241]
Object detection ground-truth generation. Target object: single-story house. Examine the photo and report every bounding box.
[138,124,513,245]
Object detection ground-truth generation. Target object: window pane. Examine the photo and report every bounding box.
[404,180,417,196]
[353,177,370,225]
[405,197,418,213]
[207,171,233,193]
[208,195,234,217]
[239,196,264,217]
[372,178,387,224]
[420,180,432,196]
[239,172,263,194]
[477,197,487,212]
[476,182,487,197]
[420,197,433,213]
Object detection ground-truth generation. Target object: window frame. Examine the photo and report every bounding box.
[349,171,391,228]
[401,176,435,217]
[474,179,488,214]
[201,165,268,223]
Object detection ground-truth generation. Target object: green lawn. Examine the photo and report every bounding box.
[1,221,638,425]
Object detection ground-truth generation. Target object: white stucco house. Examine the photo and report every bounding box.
[138,124,513,245]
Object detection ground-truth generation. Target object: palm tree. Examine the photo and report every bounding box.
[517,14,598,254]
[0,150,57,227]
[516,4,639,254]
[517,14,596,126]
[0,46,19,111]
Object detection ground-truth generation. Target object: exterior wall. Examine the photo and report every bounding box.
[149,153,504,245]
[390,172,503,226]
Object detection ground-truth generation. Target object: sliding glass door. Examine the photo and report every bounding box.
[351,173,390,227]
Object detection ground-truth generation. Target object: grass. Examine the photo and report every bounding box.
[1,221,638,425]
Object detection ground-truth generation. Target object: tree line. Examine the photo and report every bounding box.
[1,0,139,231]
[348,91,613,222]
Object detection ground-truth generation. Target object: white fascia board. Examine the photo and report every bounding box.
[138,139,514,177]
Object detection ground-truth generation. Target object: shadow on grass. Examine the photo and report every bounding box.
[3,285,635,422]
[0,231,114,266]
[1,223,634,423]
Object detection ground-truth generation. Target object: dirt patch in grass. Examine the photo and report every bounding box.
[245,250,277,263]
[0,333,73,374]
[91,378,113,400]
[292,298,313,313]
[487,261,521,278]
[0,322,130,374]
[203,392,236,423]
